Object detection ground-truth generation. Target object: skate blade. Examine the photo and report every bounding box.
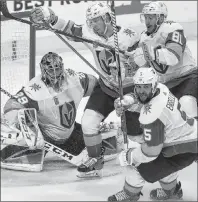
[151,197,183,201]
[166,198,183,201]
[76,169,103,178]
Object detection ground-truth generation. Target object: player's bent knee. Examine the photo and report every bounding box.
[179,95,197,118]
[81,109,104,134]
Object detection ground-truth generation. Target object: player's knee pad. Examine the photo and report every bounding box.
[81,109,104,135]
[1,145,45,172]
[179,95,197,118]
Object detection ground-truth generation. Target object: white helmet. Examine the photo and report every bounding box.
[133,67,158,93]
[86,2,111,20]
[141,1,168,19]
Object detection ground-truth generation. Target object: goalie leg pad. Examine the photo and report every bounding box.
[17,108,44,149]
[1,145,44,172]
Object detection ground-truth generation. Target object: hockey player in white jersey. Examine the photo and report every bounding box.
[1,52,121,172]
[108,68,197,201]
[127,1,197,119]
[30,2,141,177]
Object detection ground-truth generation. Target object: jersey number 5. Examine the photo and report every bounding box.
[144,128,152,141]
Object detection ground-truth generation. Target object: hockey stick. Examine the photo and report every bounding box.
[1,0,118,92]
[0,0,125,55]
[0,87,87,166]
[110,1,128,149]
[1,130,87,166]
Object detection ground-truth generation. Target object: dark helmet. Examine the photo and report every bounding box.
[40,52,64,90]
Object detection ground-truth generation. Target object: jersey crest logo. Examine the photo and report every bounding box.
[97,49,115,75]
[30,83,41,91]
[143,103,152,114]
[59,101,76,129]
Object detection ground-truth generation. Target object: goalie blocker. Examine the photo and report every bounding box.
[1,109,123,172]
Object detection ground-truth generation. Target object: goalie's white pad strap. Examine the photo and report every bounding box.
[1,131,25,147]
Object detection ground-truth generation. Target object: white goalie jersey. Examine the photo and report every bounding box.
[3,70,92,142]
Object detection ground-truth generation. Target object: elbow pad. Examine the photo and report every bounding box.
[156,48,179,66]
[52,18,71,32]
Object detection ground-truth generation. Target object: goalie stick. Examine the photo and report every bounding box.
[0,87,88,166]
[1,131,86,166]
[110,1,128,149]
[0,0,125,55]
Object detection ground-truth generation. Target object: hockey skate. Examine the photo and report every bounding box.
[108,189,142,201]
[76,147,105,178]
[150,181,183,200]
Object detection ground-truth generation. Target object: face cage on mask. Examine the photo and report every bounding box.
[41,64,65,90]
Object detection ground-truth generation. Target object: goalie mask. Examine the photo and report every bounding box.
[40,52,65,91]
[140,1,168,34]
[133,67,158,104]
[86,2,112,37]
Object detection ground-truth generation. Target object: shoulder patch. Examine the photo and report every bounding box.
[139,84,169,125]
[118,25,139,50]
[24,75,48,101]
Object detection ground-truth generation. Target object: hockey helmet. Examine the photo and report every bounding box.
[86,2,111,28]
[140,1,168,23]
[133,67,158,93]
[40,52,64,90]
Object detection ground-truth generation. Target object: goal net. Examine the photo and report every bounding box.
[1,16,36,111]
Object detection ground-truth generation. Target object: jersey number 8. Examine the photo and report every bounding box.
[172,31,183,45]
[14,92,28,105]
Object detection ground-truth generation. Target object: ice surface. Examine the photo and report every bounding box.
[1,40,197,201]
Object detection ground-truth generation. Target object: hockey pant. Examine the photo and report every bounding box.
[122,152,197,194]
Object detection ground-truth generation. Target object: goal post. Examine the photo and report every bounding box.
[1,12,36,110]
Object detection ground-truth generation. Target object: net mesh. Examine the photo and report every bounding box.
[1,19,30,110]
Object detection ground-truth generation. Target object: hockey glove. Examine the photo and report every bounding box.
[118,148,136,166]
[30,7,58,25]
[114,95,135,117]
[119,140,142,167]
